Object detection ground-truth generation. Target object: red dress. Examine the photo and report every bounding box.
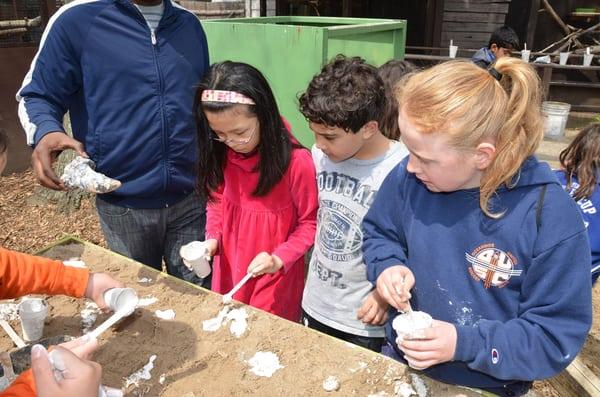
[206,143,318,322]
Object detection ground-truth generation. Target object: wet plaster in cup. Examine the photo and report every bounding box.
[392,311,433,343]
[154,309,175,320]
[247,351,284,377]
[202,306,248,338]
[124,354,157,389]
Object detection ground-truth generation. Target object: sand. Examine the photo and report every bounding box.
[0,240,476,397]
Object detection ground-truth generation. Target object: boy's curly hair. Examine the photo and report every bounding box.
[299,55,385,133]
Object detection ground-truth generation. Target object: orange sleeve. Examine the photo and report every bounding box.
[0,247,89,300]
[0,369,35,397]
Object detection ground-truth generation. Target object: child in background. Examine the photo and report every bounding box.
[472,25,519,69]
[362,59,592,396]
[0,129,123,397]
[377,59,417,140]
[555,123,600,284]
[194,61,318,322]
[298,56,408,351]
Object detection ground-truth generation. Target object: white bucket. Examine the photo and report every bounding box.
[542,101,570,140]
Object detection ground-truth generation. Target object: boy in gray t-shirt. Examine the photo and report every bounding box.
[298,55,408,351]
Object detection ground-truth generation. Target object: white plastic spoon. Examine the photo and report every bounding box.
[222,272,253,304]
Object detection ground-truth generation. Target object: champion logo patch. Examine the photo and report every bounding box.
[491,348,499,364]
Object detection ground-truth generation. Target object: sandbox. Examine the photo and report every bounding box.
[0,238,479,396]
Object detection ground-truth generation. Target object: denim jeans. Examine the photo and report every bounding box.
[96,193,209,288]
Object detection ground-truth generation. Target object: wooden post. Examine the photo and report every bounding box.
[526,0,541,50]
[342,0,351,17]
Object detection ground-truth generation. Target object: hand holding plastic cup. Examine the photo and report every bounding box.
[19,298,49,342]
[180,241,212,278]
[559,52,570,65]
[103,288,138,316]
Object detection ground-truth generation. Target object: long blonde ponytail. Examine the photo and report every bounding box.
[396,58,544,217]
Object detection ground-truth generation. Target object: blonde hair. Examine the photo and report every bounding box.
[395,58,544,217]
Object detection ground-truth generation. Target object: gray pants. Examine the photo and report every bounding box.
[96,193,209,287]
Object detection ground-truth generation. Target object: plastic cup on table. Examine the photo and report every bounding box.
[18,298,49,342]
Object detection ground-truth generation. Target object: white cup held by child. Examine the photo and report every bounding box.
[18,298,49,342]
[180,241,212,278]
[103,288,138,315]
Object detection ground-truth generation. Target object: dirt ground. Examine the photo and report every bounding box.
[0,242,480,397]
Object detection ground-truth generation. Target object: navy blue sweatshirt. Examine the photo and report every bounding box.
[363,157,592,388]
[554,170,600,284]
[17,0,209,208]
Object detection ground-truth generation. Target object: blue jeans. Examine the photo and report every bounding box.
[96,193,209,287]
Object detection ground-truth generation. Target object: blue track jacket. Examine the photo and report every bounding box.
[363,156,592,388]
[16,0,209,208]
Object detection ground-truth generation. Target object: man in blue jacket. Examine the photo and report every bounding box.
[16,0,210,286]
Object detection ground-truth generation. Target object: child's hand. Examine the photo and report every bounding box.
[397,319,457,370]
[247,252,284,276]
[357,289,389,325]
[205,239,219,256]
[84,273,125,311]
[376,265,414,311]
[31,344,102,397]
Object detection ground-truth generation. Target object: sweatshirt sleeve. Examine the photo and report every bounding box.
[272,149,318,272]
[0,370,35,397]
[0,247,89,299]
[454,229,593,381]
[16,10,83,146]
[362,164,409,284]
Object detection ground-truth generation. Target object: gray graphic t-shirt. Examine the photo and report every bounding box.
[302,141,408,337]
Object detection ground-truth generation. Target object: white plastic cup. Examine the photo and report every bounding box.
[18,298,49,342]
[449,45,458,58]
[521,49,531,63]
[180,241,211,278]
[103,288,138,315]
[583,53,594,67]
[559,52,570,65]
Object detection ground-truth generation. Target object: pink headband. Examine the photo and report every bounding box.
[201,90,255,105]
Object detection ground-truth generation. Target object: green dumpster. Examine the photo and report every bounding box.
[201,16,407,146]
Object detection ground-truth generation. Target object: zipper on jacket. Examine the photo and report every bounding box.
[123,2,171,199]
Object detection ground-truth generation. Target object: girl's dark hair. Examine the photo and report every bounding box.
[377,60,417,140]
[0,129,8,154]
[298,55,385,133]
[195,61,297,202]
[559,123,600,201]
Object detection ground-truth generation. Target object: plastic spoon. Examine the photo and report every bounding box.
[222,272,253,304]
[395,276,412,313]
[0,319,26,348]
